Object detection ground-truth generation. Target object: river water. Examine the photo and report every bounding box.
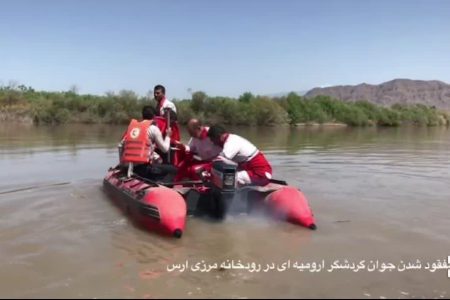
[0,124,449,298]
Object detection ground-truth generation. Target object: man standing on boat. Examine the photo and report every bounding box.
[152,84,181,161]
[153,84,177,118]
[207,125,273,186]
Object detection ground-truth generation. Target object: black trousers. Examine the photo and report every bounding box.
[134,163,178,184]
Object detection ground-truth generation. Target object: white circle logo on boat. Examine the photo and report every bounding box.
[130,128,140,139]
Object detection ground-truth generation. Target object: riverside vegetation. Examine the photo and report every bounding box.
[1,85,449,127]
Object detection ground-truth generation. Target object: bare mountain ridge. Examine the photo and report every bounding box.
[304,79,450,110]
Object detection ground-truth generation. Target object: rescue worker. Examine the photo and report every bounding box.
[153,84,177,118]
[118,106,177,183]
[207,124,273,186]
[173,118,222,181]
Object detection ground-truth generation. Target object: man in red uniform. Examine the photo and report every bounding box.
[207,125,273,186]
[153,84,177,118]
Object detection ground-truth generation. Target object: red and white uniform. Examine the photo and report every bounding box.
[156,97,177,117]
[186,127,222,161]
[219,134,272,186]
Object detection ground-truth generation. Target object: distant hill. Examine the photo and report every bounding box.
[304,79,450,110]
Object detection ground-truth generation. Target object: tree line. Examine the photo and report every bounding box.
[1,85,448,126]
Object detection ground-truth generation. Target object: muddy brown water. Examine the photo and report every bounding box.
[0,124,449,298]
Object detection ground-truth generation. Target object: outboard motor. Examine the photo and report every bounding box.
[209,160,237,219]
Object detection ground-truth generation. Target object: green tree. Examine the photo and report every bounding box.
[191,91,207,113]
[238,92,254,103]
[286,92,302,125]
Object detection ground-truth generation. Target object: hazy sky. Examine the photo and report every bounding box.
[1,0,449,99]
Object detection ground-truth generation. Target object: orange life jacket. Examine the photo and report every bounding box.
[121,119,152,164]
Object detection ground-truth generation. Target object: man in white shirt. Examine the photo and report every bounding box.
[185,119,222,161]
[153,84,177,118]
[207,125,273,186]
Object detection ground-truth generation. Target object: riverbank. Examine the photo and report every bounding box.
[1,86,449,127]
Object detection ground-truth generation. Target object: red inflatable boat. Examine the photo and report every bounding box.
[103,160,316,238]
